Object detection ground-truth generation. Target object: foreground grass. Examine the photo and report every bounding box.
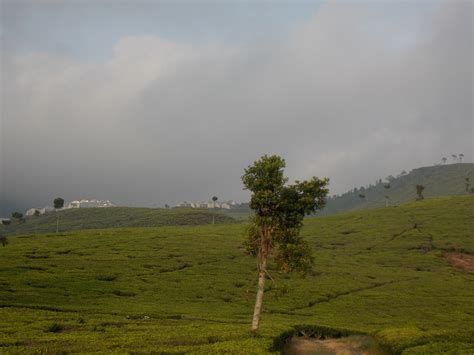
[0,207,235,236]
[0,196,473,353]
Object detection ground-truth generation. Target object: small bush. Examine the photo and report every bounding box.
[112,290,136,297]
[47,323,66,333]
[96,275,117,281]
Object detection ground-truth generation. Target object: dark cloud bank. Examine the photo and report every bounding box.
[1,1,472,211]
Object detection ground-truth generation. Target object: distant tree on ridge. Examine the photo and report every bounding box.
[53,197,65,233]
[53,198,64,209]
[383,184,391,207]
[416,185,425,200]
[0,234,7,247]
[11,212,23,220]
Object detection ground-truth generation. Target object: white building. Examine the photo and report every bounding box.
[25,206,55,216]
[25,199,114,216]
[176,201,192,208]
[65,199,114,209]
[175,200,236,209]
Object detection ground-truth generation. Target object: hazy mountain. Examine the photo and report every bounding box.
[320,163,474,215]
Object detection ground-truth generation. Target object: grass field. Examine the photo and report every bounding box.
[0,196,473,353]
[0,207,235,236]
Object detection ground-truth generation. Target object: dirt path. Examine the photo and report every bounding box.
[282,336,383,355]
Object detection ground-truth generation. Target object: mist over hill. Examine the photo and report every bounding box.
[321,163,474,216]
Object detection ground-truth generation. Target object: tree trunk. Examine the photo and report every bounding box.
[251,226,270,335]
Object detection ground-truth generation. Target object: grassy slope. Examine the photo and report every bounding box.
[322,163,474,215]
[0,207,235,235]
[0,196,473,353]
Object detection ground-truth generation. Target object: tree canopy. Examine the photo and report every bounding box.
[53,198,65,209]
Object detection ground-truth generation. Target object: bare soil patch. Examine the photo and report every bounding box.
[445,252,474,272]
[283,335,383,355]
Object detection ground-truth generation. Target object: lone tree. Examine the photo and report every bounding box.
[383,184,391,207]
[416,185,425,200]
[442,157,447,164]
[53,198,64,209]
[11,212,23,220]
[0,234,7,247]
[459,153,464,162]
[53,197,65,233]
[242,155,329,335]
[11,212,25,224]
[211,196,219,224]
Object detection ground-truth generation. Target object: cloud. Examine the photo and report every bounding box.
[1,1,472,208]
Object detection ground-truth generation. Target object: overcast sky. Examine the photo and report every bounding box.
[0,0,473,209]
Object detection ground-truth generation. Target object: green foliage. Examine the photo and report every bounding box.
[242,155,288,217]
[11,212,23,219]
[46,323,66,333]
[0,196,472,353]
[53,198,65,209]
[242,155,329,273]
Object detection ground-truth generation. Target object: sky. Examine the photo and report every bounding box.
[0,0,473,210]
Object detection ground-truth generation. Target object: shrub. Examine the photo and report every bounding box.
[47,323,66,333]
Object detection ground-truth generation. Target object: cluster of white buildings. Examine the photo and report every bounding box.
[175,200,237,209]
[65,199,114,209]
[25,199,115,216]
[8,198,240,220]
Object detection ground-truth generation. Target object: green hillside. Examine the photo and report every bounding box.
[0,207,235,235]
[0,196,473,353]
[322,163,474,215]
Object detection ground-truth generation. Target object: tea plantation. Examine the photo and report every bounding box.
[0,196,473,353]
[0,207,234,236]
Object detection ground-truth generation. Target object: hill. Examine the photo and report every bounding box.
[0,207,235,235]
[0,196,473,353]
[321,163,474,215]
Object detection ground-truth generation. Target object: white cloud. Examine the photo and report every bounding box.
[1,1,472,207]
